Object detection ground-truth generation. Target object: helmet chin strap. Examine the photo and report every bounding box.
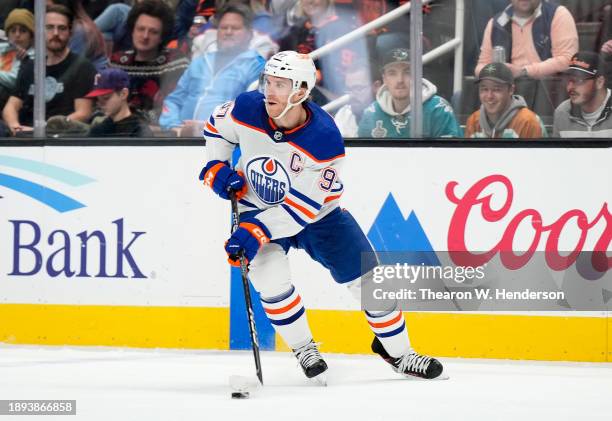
[269,90,308,121]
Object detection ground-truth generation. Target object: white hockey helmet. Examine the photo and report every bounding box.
[262,51,317,97]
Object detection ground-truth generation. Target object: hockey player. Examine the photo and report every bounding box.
[199,51,443,381]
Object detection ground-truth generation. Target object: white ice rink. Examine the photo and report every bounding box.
[1,345,611,421]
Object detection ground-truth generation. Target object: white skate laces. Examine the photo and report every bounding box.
[371,336,443,379]
[293,341,323,369]
[396,351,433,376]
[292,340,328,380]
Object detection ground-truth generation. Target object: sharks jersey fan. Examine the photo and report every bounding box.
[199,51,444,382]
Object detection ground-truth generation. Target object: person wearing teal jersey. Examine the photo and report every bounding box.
[358,47,463,138]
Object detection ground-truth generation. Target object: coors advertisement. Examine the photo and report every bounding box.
[362,174,611,312]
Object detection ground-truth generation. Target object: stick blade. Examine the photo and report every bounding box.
[229,374,261,393]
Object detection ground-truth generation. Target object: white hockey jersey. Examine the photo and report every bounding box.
[203,91,345,240]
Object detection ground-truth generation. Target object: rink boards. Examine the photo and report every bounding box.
[0,146,610,361]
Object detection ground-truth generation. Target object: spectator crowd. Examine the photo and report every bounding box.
[1,0,612,139]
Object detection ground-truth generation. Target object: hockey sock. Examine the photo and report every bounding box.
[261,285,313,349]
[365,309,411,358]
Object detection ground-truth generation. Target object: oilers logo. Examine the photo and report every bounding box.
[246,157,290,205]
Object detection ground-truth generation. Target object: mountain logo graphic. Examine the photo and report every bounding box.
[367,193,440,266]
[0,155,95,213]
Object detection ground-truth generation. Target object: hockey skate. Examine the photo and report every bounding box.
[371,337,445,380]
[293,340,328,385]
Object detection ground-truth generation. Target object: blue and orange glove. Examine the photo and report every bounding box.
[199,160,247,200]
[225,219,271,266]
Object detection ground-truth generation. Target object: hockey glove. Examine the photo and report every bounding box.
[199,160,247,200]
[225,219,271,266]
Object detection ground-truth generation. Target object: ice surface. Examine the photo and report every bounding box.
[0,345,610,421]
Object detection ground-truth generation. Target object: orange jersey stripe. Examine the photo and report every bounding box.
[285,109,312,134]
[264,295,302,315]
[268,112,311,134]
[268,116,278,130]
[285,197,316,219]
[205,122,218,133]
[231,114,267,134]
[324,193,342,203]
[368,311,403,329]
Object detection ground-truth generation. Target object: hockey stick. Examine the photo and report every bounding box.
[230,192,264,386]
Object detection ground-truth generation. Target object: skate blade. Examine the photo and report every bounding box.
[401,370,450,381]
[309,371,328,386]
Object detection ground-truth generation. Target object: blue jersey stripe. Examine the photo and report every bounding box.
[203,131,235,145]
[289,187,322,210]
[281,204,308,227]
[268,307,305,326]
[374,324,406,338]
[238,198,258,208]
[203,130,223,139]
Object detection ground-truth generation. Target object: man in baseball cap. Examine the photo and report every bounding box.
[475,61,514,85]
[465,62,547,138]
[553,52,612,137]
[563,51,606,78]
[86,68,152,137]
[358,39,462,138]
[86,68,130,99]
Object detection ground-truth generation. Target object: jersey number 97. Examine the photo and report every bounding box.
[319,167,337,191]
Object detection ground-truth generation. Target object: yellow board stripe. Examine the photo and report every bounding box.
[609,316,612,361]
[276,310,611,362]
[0,304,229,350]
[1,305,609,362]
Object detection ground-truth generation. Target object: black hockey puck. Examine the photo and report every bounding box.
[231,392,249,399]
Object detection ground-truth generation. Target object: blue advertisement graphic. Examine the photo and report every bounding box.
[1,155,146,279]
[0,155,95,212]
[367,193,440,266]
